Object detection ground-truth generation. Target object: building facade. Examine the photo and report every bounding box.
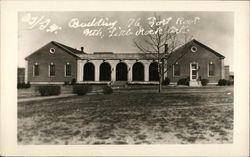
[18,68,25,84]
[25,39,228,86]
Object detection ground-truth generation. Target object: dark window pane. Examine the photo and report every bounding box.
[174,64,180,76]
[34,64,39,76]
[192,64,197,69]
[192,71,197,75]
[66,64,71,76]
[50,64,55,76]
[209,64,215,76]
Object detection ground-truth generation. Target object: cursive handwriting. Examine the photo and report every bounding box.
[21,13,62,34]
[21,13,200,37]
[68,18,118,29]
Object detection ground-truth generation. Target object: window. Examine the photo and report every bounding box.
[49,63,55,76]
[173,63,180,76]
[49,48,55,54]
[208,63,215,76]
[65,63,71,76]
[191,46,197,52]
[33,63,39,76]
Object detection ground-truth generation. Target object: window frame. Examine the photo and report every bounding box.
[65,63,72,77]
[208,63,215,77]
[33,63,40,77]
[173,63,181,77]
[48,63,56,77]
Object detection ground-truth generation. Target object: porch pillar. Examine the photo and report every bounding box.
[144,63,150,81]
[141,60,151,82]
[93,60,102,82]
[78,60,86,83]
[109,60,119,82]
[76,60,83,83]
[126,60,134,82]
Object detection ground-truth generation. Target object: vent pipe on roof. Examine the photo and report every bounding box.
[81,47,84,53]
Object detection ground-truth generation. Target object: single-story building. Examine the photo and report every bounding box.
[18,67,25,84]
[24,39,230,86]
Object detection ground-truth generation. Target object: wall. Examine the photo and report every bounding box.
[26,42,77,83]
[167,41,223,83]
[224,66,230,80]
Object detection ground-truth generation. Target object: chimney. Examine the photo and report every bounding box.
[81,47,84,53]
[164,44,168,53]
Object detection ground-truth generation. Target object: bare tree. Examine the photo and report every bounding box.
[133,15,192,93]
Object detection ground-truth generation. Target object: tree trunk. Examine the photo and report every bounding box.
[158,69,162,93]
[158,78,162,93]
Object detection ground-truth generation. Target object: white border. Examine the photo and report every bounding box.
[0,1,249,156]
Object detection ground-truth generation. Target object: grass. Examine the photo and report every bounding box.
[18,86,233,144]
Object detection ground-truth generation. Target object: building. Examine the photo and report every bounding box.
[224,65,230,80]
[229,72,234,81]
[24,39,228,86]
[18,68,25,83]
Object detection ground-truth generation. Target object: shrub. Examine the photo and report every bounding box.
[201,79,209,86]
[17,82,31,89]
[25,81,31,88]
[71,78,76,85]
[162,77,170,85]
[177,78,189,86]
[73,84,92,96]
[218,79,234,86]
[102,85,113,94]
[218,79,228,86]
[38,85,61,96]
[17,82,24,89]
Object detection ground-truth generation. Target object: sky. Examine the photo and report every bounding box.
[18,11,234,71]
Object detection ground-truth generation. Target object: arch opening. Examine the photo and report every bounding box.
[132,62,144,81]
[149,62,159,81]
[116,62,127,81]
[84,62,95,81]
[100,62,111,81]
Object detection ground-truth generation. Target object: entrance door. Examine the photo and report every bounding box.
[190,63,198,80]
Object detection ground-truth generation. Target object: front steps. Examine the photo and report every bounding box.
[189,80,202,87]
[111,81,127,87]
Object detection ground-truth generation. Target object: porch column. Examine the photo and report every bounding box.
[109,60,118,82]
[77,60,85,83]
[144,63,150,81]
[126,60,134,82]
[77,60,81,83]
[141,60,151,82]
[93,60,102,82]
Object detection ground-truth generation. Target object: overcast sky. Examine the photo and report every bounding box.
[18,11,234,71]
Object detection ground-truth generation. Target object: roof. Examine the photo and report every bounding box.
[52,41,160,59]
[26,39,225,60]
[192,39,225,59]
[77,53,161,60]
[51,41,82,58]
[25,41,82,60]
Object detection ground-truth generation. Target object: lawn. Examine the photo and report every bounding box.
[18,86,233,144]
